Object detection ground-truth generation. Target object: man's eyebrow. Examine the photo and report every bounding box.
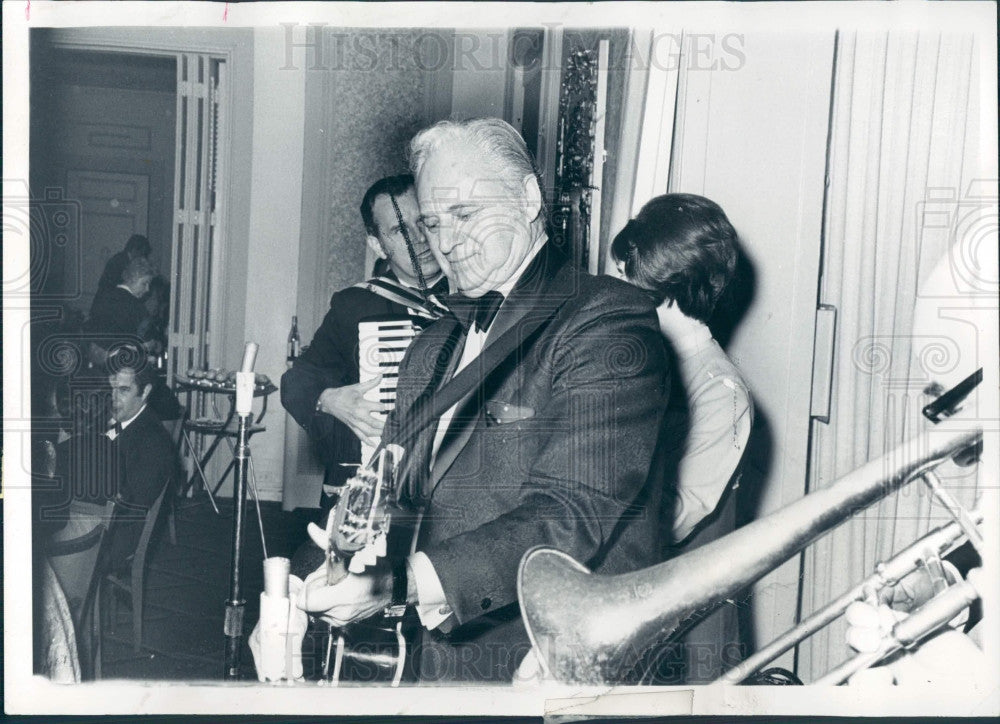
[446,202,483,213]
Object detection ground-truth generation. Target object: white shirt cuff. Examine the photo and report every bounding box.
[407,551,453,630]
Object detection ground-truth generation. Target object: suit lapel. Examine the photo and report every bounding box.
[426,244,574,497]
[394,317,466,503]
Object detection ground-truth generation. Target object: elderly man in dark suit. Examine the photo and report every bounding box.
[300,118,670,683]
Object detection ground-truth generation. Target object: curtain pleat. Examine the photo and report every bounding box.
[798,30,981,680]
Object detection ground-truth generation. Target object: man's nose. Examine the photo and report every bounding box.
[435,223,457,255]
[412,222,429,246]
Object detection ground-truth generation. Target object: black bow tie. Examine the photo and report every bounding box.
[447,291,504,333]
[427,276,450,299]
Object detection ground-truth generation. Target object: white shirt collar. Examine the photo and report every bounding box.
[108,404,147,439]
[471,241,546,336]
[116,283,141,298]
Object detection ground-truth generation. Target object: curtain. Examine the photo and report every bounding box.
[798,30,986,680]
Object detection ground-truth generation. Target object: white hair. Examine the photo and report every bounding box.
[408,118,545,207]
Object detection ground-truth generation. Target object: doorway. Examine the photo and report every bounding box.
[30,36,226,385]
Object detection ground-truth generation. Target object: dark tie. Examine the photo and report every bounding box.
[447,291,504,334]
[110,421,123,437]
[428,276,450,300]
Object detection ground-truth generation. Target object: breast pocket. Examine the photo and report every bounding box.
[481,399,538,485]
[484,399,535,427]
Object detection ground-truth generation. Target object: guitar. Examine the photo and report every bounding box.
[320,445,417,685]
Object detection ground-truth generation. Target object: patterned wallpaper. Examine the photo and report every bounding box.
[290,28,452,486]
[315,29,452,300]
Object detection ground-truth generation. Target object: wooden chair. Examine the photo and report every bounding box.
[162,410,186,545]
[102,481,172,654]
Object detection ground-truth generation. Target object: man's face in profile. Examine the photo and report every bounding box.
[133,275,152,298]
[416,140,535,298]
[370,188,440,285]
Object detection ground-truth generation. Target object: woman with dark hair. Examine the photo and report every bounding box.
[611,192,753,683]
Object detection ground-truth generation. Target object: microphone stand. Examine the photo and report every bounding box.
[223,342,258,680]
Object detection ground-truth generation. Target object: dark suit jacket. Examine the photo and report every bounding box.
[104,406,180,569]
[384,244,670,682]
[280,281,413,504]
[97,251,130,292]
[89,285,148,342]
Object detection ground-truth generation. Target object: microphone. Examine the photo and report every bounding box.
[240,341,259,373]
[236,342,258,415]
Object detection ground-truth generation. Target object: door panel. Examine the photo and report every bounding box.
[64,169,149,311]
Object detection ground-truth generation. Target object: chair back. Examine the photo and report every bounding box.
[163,408,186,449]
[131,480,171,577]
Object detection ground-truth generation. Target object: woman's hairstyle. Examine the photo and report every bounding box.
[611,193,738,322]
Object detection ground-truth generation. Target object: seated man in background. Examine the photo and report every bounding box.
[45,357,181,612]
[88,257,180,420]
[611,193,754,683]
[89,255,156,356]
[97,233,151,293]
[281,173,448,515]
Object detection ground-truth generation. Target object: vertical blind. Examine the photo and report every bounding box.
[799,30,983,680]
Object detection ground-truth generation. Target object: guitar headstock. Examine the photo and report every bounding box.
[326,445,403,579]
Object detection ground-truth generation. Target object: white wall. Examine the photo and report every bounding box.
[669,31,837,660]
[220,28,306,500]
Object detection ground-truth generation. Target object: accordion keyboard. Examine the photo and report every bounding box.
[358,319,418,464]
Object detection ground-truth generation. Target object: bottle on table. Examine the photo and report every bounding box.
[287,315,301,365]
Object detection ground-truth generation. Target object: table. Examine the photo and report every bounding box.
[174,375,278,514]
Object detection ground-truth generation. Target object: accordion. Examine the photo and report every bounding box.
[357,318,419,464]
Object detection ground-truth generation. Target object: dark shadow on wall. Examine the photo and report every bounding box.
[710,243,757,351]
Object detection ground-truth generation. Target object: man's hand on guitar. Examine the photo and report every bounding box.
[297,520,393,626]
[316,377,387,447]
[298,560,392,626]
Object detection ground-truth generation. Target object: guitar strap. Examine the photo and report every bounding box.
[353,276,447,319]
[379,290,569,466]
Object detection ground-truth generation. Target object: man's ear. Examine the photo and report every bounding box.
[141,383,153,402]
[523,174,543,223]
[366,234,389,260]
